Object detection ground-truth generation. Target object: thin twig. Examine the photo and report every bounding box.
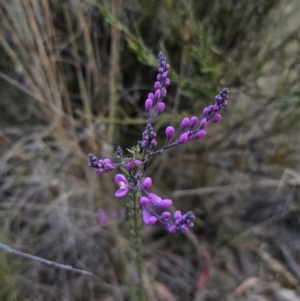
[0,242,93,276]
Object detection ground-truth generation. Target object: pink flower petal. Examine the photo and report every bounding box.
[115,188,129,198]
[115,174,127,185]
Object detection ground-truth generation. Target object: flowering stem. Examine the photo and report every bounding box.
[128,192,147,300]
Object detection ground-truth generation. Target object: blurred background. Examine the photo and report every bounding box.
[1,0,300,300]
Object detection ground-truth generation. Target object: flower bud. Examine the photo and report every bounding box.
[140,197,150,206]
[165,224,176,233]
[181,224,189,233]
[179,133,189,143]
[213,103,219,111]
[203,107,209,116]
[125,162,133,170]
[165,78,170,86]
[194,130,206,139]
[148,92,154,100]
[190,116,198,128]
[155,89,161,99]
[158,199,173,209]
[214,114,221,122]
[142,177,152,189]
[145,98,153,111]
[134,160,142,166]
[157,102,165,114]
[154,81,161,89]
[181,117,189,130]
[165,126,175,139]
[200,118,207,128]
[161,212,171,219]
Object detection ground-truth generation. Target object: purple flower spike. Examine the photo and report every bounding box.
[154,81,161,89]
[148,92,154,100]
[161,212,171,219]
[165,126,175,139]
[145,99,153,111]
[142,177,152,189]
[140,196,150,206]
[190,116,198,128]
[158,199,173,209]
[179,133,189,144]
[214,114,222,122]
[194,130,206,139]
[115,174,129,198]
[181,117,190,130]
[157,102,165,114]
[142,210,157,226]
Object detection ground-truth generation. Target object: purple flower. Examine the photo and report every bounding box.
[115,174,129,198]
[154,81,161,89]
[148,193,162,205]
[214,114,221,122]
[134,160,142,166]
[161,212,171,219]
[125,161,133,170]
[158,199,172,209]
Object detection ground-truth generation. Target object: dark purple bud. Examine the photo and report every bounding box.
[155,89,161,99]
[165,78,170,86]
[179,133,189,143]
[142,177,152,189]
[145,98,153,111]
[181,117,189,130]
[200,118,207,128]
[157,74,162,81]
[157,102,165,114]
[190,116,198,128]
[194,130,206,139]
[140,196,150,206]
[158,199,172,209]
[154,81,161,89]
[214,114,222,122]
[148,92,154,100]
[165,126,175,139]
[208,105,214,114]
[161,212,171,219]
